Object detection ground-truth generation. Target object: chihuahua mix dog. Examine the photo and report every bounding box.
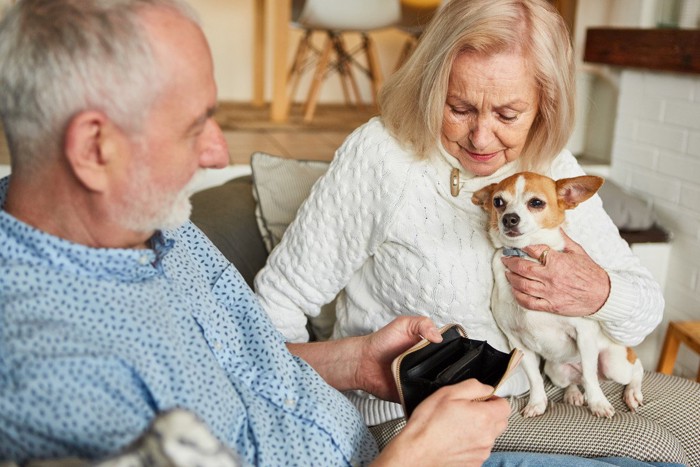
[472,172,644,418]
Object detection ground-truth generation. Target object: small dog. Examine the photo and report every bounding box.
[472,172,644,418]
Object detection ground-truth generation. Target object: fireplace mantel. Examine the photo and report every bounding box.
[584,28,700,75]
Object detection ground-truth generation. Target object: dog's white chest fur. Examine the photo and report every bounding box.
[491,251,604,363]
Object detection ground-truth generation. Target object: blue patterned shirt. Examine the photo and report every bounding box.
[0,176,377,465]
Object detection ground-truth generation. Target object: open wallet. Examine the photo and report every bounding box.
[392,323,523,418]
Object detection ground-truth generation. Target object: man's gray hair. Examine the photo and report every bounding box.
[0,0,199,172]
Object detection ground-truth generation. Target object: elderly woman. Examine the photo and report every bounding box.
[255,0,700,463]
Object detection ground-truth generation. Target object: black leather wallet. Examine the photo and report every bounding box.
[391,324,522,418]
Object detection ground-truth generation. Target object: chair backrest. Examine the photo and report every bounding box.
[294,0,401,31]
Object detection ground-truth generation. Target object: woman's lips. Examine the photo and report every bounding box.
[466,150,499,161]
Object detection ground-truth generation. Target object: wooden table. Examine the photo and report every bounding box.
[253,0,292,123]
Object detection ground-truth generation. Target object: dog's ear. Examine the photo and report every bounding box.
[556,176,604,209]
[472,184,497,210]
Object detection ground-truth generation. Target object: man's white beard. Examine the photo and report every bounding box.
[115,167,205,233]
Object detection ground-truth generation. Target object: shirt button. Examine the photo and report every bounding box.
[138,255,149,265]
[214,341,223,350]
[284,398,296,407]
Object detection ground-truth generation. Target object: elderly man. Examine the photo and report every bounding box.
[0,0,513,465]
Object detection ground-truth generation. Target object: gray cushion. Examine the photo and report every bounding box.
[598,179,655,231]
[190,176,268,288]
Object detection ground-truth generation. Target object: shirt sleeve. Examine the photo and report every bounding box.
[549,152,664,345]
[0,355,156,463]
[254,121,409,342]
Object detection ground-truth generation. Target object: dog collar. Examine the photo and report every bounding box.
[502,247,528,258]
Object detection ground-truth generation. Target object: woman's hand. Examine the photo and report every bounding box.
[500,229,610,317]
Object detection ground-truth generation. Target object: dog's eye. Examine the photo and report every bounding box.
[529,198,545,208]
[493,197,505,208]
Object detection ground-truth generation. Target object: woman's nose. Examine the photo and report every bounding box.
[469,118,494,151]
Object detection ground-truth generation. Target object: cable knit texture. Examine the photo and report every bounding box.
[254,118,664,425]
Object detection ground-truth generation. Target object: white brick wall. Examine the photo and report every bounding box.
[611,70,700,378]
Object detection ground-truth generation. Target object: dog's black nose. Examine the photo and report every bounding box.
[502,213,520,228]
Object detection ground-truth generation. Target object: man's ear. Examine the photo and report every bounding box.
[64,110,123,192]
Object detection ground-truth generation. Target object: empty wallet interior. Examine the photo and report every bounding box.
[393,324,521,418]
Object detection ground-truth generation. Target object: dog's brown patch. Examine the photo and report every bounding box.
[626,347,638,364]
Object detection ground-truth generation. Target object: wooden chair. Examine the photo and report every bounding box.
[287,0,401,122]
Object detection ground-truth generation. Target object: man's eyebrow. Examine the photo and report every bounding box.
[187,105,217,133]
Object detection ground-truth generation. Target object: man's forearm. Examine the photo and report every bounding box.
[287,317,442,403]
[287,337,365,392]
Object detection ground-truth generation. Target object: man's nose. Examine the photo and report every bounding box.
[199,120,229,169]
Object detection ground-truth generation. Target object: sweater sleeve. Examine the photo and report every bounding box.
[549,152,664,346]
[254,120,410,342]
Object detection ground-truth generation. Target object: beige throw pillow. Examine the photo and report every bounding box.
[250,151,330,253]
[250,152,335,340]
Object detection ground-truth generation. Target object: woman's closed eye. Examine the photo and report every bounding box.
[498,113,518,122]
[449,105,472,116]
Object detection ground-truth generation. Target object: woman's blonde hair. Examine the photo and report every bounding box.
[379,0,575,172]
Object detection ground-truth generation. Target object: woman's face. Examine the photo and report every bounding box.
[441,51,539,176]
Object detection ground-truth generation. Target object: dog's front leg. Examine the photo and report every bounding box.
[577,332,615,418]
[518,349,548,417]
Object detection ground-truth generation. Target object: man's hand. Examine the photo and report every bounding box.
[357,316,443,401]
[375,380,510,466]
[287,316,442,399]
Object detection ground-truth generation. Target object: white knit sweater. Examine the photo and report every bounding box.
[254,118,664,425]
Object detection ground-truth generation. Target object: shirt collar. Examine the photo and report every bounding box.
[0,175,176,282]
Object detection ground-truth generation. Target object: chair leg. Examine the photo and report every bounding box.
[304,35,333,122]
[329,33,353,106]
[287,30,313,106]
[363,33,383,107]
[298,29,388,121]
[656,322,682,374]
[335,33,364,109]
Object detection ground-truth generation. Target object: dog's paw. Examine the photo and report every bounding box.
[563,385,585,406]
[588,399,615,418]
[623,385,644,412]
[521,400,547,418]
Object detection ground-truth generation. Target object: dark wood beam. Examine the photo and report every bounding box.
[584,28,700,74]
